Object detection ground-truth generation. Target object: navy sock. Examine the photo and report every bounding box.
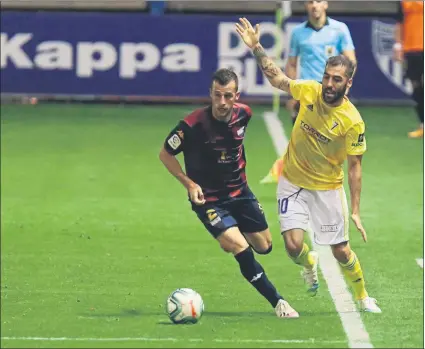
[234,247,283,308]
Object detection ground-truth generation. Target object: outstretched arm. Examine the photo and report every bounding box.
[235,17,293,94]
[252,43,292,93]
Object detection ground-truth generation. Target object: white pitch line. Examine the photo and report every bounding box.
[0,336,347,344]
[263,111,373,349]
[416,258,423,269]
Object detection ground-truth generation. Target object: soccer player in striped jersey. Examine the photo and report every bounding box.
[159,68,299,318]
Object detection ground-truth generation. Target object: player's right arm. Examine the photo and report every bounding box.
[285,30,299,80]
[159,122,205,205]
[235,17,293,94]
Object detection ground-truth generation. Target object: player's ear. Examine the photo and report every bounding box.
[323,1,328,10]
[346,78,353,93]
[235,92,241,100]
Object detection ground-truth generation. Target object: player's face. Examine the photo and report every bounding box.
[210,80,240,121]
[305,1,328,20]
[321,65,352,105]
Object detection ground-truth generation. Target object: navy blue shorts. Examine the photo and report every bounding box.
[192,187,268,238]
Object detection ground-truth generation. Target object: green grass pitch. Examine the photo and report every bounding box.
[1,103,423,348]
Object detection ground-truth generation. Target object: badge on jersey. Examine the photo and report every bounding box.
[331,121,339,130]
[325,45,336,57]
[358,133,365,142]
[167,134,182,150]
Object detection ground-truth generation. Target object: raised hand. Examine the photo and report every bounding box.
[235,17,260,49]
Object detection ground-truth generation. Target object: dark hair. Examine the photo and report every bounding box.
[211,68,239,91]
[325,55,356,79]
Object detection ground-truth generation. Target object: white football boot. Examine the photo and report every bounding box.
[358,297,382,313]
[275,299,299,318]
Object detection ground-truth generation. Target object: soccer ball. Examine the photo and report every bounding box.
[166,288,204,324]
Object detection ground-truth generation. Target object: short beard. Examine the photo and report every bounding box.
[322,84,347,104]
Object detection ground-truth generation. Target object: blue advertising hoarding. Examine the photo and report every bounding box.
[0,11,412,101]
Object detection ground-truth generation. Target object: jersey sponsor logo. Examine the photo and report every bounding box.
[321,224,338,232]
[167,134,181,150]
[371,20,413,95]
[331,121,339,130]
[206,209,221,226]
[300,120,331,144]
[206,209,218,221]
[351,133,365,147]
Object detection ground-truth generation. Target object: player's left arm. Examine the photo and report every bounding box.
[339,23,357,75]
[347,155,363,217]
[346,122,367,242]
[347,154,367,242]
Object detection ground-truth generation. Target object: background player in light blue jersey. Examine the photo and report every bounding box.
[261,1,357,184]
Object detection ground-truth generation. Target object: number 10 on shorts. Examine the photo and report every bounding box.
[278,198,288,214]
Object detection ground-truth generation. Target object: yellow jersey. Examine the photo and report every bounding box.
[282,80,366,190]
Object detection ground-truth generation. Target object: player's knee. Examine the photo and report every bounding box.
[252,243,273,255]
[331,242,351,264]
[282,233,302,257]
[219,239,248,255]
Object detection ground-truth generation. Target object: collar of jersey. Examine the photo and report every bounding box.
[208,105,236,126]
[305,17,330,31]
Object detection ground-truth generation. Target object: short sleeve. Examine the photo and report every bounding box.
[289,80,320,102]
[339,23,355,52]
[289,30,299,57]
[346,122,366,155]
[163,121,192,156]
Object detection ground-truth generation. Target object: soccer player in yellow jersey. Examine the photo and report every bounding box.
[236,17,381,313]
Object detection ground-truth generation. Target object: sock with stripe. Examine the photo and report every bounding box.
[290,243,315,269]
[339,251,368,300]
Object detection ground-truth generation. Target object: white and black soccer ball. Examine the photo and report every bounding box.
[166,288,204,324]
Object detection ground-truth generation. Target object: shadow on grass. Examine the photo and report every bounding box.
[79,308,341,321]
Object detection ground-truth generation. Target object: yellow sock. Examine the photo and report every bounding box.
[339,252,368,300]
[291,243,315,269]
[270,158,284,181]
